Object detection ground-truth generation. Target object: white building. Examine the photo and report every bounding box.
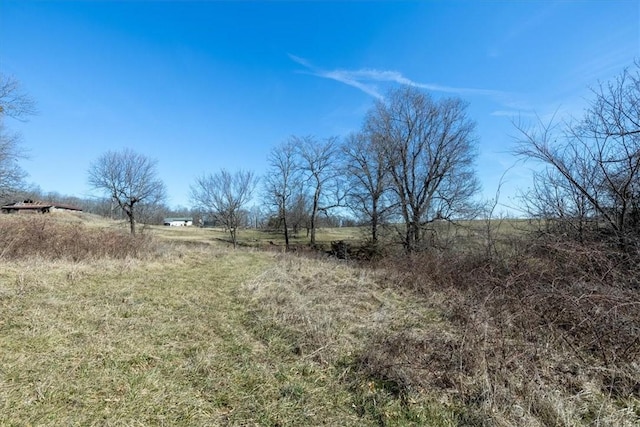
[163,217,193,227]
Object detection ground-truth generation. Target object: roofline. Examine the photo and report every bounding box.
[1,204,83,211]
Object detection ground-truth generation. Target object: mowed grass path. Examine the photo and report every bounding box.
[1,246,424,426]
[0,250,275,424]
[1,249,271,425]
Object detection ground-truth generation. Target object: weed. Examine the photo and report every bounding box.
[0,215,154,261]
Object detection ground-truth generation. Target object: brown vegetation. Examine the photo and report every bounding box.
[1,212,638,425]
[0,215,153,260]
[245,229,640,425]
[362,238,640,425]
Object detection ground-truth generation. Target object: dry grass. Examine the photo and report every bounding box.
[368,241,640,426]
[241,235,640,426]
[0,214,153,261]
[2,213,638,426]
[0,214,446,425]
[241,254,458,425]
[0,243,311,425]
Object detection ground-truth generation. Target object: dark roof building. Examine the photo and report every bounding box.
[1,200,83,214]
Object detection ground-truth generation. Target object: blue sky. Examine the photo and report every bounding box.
[1,1,638,213]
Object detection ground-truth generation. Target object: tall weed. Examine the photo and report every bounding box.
[367,239,640,425]
[0,216,154,261]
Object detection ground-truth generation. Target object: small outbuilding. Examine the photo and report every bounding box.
[163,217,193,227]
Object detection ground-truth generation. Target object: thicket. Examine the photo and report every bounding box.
[243,224,639,425]
[0,215,153,261]
[357,232,640,425]
[336,63,640,423]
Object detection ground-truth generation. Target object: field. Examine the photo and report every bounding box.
[0,213,638,426]
[148,222,366,250]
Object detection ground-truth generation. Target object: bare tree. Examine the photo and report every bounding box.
[0,126,27,202]
[0,74,36,202]
[514,63,640,250]
[366,87,480,252]
[293,135,344,247]
[264,139,301,250]
[88,148,166,235]
[191,169,257,248]
[515,122,600,241]
[0,74,37,121]
[342,131,394,245]
[288,191,311,237]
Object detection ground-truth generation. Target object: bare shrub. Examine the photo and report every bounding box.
[367,238,640,425]
[0,216,154,261]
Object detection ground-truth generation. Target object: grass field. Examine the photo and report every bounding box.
[0,215,452,425]
[147,223,366,251]
[1,213,638,426]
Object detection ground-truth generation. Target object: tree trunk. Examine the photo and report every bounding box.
[310,216,316,246]
[283,214,290,250]
[371,199,379,244]
[125,204,136,236]
[371,214,378,244]
[310,187,320,246]
[230,227,237,249]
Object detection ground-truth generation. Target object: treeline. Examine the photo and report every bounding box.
[192,86,480,251]
[3,63,640,255]
[195,62,640,255]
[5,186,356,232]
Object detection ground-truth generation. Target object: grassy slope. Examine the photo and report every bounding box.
[1,249,272,425]
[1,215,638,426]
[147,223,366,251]
[0,219,451,426]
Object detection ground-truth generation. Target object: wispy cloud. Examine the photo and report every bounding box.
[289,54,384,99]
[288,54,508,101]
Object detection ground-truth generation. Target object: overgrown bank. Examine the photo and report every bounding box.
[243,239,640,426]
[373,240,639,425]
[0,215,153,261]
